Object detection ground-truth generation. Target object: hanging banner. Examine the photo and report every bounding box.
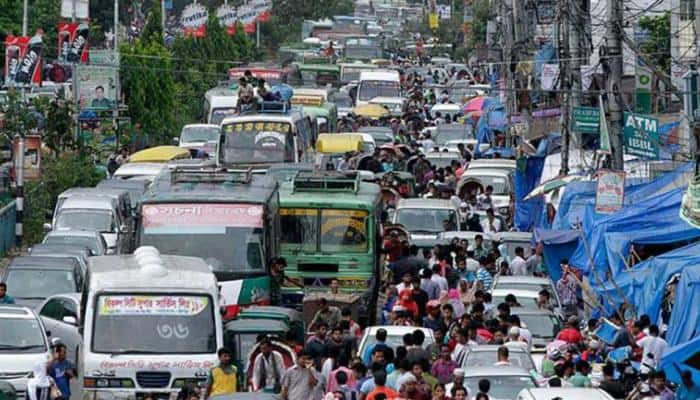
[635,57,653,114]
[580,64,597,92]
[437,5,451,20]
[9,33,43,86]
[181,3,208,38]
[598,96,611,154]
[540,63,559,90]
[217,4,238,35]
[237,3,258,34]
[251,0,272,22]
[595,170,626,214]
[58,22,89,63]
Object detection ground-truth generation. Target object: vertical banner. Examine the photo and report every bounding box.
[3,36,29,86]
[181,3,208,38]
[252,0,272,22]
[237,3,257,34]
[60,0,89,19]
[13,33,43,86]
[595,170,626,214]
[58,22,89,63]
[217,4,238,36]
[598,95,612,154]
[635,57,653,114]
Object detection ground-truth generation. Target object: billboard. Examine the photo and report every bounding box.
[181,3,208,38]
[58,22,89,63]
[4,34,43,87]
[75,64,118,110]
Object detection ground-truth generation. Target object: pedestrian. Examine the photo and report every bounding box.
[251,338,285,393]
[676,370,700,400]
[481,208,501,234]
[430,345,458,385]
[556,316,583,344]
[363,328,391,365]
[48,343,74,400]
[419,268,440,300]
[635,324,668,374]
[269,257,288,306]
[310,298,342,331]
[27,360,54,400]
[366,372,398,400]
[333,370,359,400]
[567,361,592,387]
[509,247,527,275]
[452,386,469,400]
[281,350,323,400]
[494,346,511,366]
[598,364,626,399]
[431,383,447,400]
[444,368,465,395]
[475,260,493,291]
[115,146,130,165]
[556,264,579,318]
[305,322,329,371]
[649,370,674,400]
[0,282,15,304]
[205,348,238,399]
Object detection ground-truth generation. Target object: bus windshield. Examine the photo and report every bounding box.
[139,203,265,277]
[221,121,294,164]
[280,208,369,253]
[358,80,400,101]
[92,294,216,354]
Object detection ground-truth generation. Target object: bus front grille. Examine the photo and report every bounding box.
[136,371,171,388]
[298,263,338,273]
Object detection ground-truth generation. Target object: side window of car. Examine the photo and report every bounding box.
[61,299,78,322]
[40,299,64,321]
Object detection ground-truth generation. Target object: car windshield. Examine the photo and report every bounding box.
[281,209,370,253]
[358,81,400,101]
[221,121,294,164]
[5,269,77,299]
[434,125,473,145]
[0,318,46,353]
[464,350,535,370]
[519,313,562,339]
[44,235,103,255]
[92,294,216,354]
[464,376,536,399]
[472,175,509,195]
[181,126,219,143]
[140,204,265,278]
[56,210,114,232]
[395,208,457,233]
[210,108,237,125]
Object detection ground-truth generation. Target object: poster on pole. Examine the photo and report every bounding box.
[75,64,118,110]
[58,22,89,63]
[4,33,43,87]
[595,170,626,214]
[181,3,208,38]
[540,63,559,90]
[217,4,238,36]
[12,135,42,181]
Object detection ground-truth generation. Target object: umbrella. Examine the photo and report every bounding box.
[353,103,390,119]
[523,175,582,201]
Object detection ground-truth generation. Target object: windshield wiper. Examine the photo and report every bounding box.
[113,349,163,355]
[0,344,45,350]
[410,229,439,234]
[18,296,46,300]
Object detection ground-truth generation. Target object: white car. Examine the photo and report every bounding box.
[177,124,219,157]
[0,305,53,399]
[358,326,435,361]
[392,198,460,239]
[113,162,167,182]
[490,288,564,320]
[518,388,615,400]
[36,293,82,365]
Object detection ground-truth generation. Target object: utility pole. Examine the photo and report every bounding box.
[569,0,583,108]
[605,0,624,170]
[15,135,24,246]
[115,0,119,49]
[695,0,700,174]
[161,0,166,33]
[22,0,28,36]
[559,1,571,174]
[500,0,514,125]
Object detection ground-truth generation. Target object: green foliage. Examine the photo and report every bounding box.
[24,154,105,245]
[468,0,490,51]
[638,12,671,72]
[141,3,164,44]
[269,0,354,45]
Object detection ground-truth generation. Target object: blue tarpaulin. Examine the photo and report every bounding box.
[568,187,688,277]
[660,334,700,385]
[533,228,580,282]
[666,266,700,346]
[514,140,548,232]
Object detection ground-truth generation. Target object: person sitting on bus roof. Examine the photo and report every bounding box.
[236,77,256,113]
[257,80,279,102]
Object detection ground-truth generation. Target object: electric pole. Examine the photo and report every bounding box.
[605,0,624,171]
[695,0,700,174]
[559,1,571,174]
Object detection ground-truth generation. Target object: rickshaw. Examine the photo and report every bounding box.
[457,175,486,200]
[315,133,365,170]
[223,319,296,390]
[376,171,417,198]
[128,146,190,163]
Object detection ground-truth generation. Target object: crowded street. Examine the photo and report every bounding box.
[1,0,700,400]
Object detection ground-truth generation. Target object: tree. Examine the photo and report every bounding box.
[638,12,671,73]
[269,0,353,42]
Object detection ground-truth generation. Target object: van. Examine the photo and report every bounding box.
[52,187,132,228]
[80,248,223,400]
[204,87,238,125]
[356,70,400,107]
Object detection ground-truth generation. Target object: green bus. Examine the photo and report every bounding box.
[279,171,382,322]
[291,92,339,133]
[136,166,280,317]
[293,63,341,88]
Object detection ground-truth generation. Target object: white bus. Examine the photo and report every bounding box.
[356,70,401,107]
[80,247,223,400]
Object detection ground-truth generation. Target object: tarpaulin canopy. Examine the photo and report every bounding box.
[568,187,688,277]
[533,228,580,282]
[514,140,548,232]
[666,266,700,346]
[660,334,700,385]
[593,242,700,322]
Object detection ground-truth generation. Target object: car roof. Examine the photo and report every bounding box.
[8,256,81,269]
[493,231,533,242]
[182,123,219,130]
[45,229,102,238]
[0,305,37,319]
[462,365,533,377]
[495,276,552,285]
[44,292,81,302]
[224,318,289,332]
[363,325,433,337]
[518,388,614,400]
[59,196,115,210]
[59,187,129,200]
[463,168,510,177]
[467,344,529,353]
[491,288,541,298]
[114,163,168,177]
[396,198,456,209]
[29,244,91,260]
[440,231,492,241]
[425,151,461,159]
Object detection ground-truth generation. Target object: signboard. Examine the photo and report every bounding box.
[250,0,272,22]
[623,112,659,159]
[12,135,42,181]
[142,203,264,231]
[595,170,626,214]
[540,63,559,90]
[58,22,89,63]
[75,64,118,110]
[429,12,439,29]
[181,3,208,38]
[237,2,258,34]
[60,0,89,19]
[291,95,324,107]
[228,68,283,81]
[635,57,653,113]
[572,106,600,134]
[598,98,611,154]
[89,49,119,66]
[4,34,43,87]
[217,4,238,36]
[437,5,451,20]
[98,295,209,316]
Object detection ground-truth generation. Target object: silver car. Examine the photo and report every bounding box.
[43,230,108,256]
[463,366,538,400]
[462,344,536,371]
[518,388,615,400]
[36,293,82,365]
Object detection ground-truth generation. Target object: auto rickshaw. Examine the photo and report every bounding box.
[129,145,190,163]
[315,133,364,170]
[235,306,305,346]
[457,175,486,200]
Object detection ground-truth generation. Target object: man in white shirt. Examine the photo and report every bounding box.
[251,339,286,392]
[482,208,502,234]
[636,324,667,373]
[431,264,449,292]
[509,247,528,275]
[420,132,436,153]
